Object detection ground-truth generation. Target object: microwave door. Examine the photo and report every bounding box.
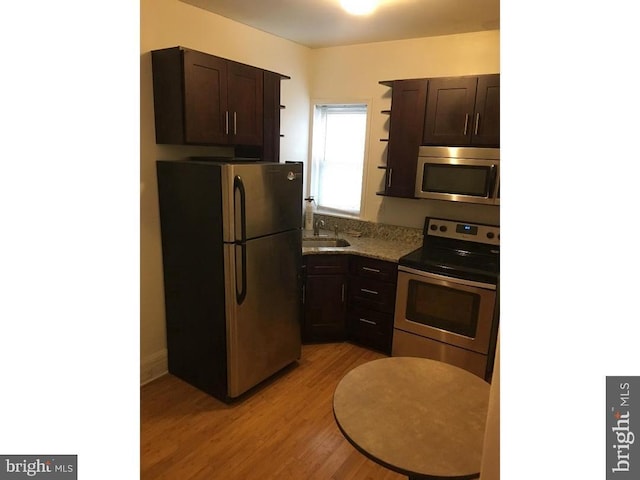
[416,160,497,205]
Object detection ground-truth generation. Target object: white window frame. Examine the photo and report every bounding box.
[308,100,371,218]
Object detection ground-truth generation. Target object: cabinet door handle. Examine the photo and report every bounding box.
[362,266,380,273]
[360,288,379,295]
[359,318,377,325]
[233,112,237,135]
[341,284,345,303]
[463,114,469,135]
[302,285,305,304]
[225,111,229,135]
[387,168,393,188]
[474,113,480,135]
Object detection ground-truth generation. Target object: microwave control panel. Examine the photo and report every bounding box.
[425,218,500,246]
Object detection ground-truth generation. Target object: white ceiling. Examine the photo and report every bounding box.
[180,0,500,49]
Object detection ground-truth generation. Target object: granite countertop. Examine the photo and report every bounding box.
[302,229,421,263]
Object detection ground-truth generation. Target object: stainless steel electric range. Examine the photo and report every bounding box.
[392,216,500,380]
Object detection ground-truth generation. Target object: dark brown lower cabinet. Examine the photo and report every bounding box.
[347,306,393,354]
[302,255,348,343]
[347,256,397,354]
[302,254,397,354]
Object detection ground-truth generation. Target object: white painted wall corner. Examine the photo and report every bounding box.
[141,349,168,386]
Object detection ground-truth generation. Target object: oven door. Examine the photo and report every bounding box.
[394,266,496,354]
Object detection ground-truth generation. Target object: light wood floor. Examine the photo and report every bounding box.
[141,342,405,480]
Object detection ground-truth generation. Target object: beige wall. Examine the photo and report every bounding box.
[140,0,500,382]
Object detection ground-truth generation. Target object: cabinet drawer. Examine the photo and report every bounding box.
[347,306,393,354]
[349,276,396,314]
[305,255,349,275]
[350,256,397,283]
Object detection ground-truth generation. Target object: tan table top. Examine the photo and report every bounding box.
[333,357,490,479]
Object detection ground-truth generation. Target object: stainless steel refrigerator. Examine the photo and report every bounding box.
[156,160,303,401]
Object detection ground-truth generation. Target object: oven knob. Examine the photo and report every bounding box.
[439,225,447,232]
[430,224,438,231]
[487,232,495,239]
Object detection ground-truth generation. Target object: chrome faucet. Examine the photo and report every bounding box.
[313,219,325,236]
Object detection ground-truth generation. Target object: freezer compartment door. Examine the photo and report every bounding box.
[224,229,302,398]
[221,163,303,242]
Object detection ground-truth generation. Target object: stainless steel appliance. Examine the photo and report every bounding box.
[156,160,303,401]
[415,146,500,205]
[392,217,499,380]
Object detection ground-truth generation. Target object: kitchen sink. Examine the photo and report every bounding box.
[302,238,351,248]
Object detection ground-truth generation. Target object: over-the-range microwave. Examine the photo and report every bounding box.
[415,146,500,205]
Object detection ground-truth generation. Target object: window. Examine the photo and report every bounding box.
[310,103,368,216]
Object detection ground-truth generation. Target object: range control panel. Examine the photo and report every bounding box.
[425,218,500,246]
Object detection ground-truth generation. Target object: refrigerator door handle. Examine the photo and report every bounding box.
[234,175,248,305]
[234,175,247,243]
[235,243,247,305]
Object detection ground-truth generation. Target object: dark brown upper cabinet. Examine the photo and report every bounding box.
[226,61,264,146]
[262,71,283,163]
[380,79,428,198]
[151,47,265,147]
[423,74,500,147]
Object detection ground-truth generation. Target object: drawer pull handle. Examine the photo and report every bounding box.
[315,265,338,269]
[360,288,379,295]
[359,318,377,325]
[362,266,380,273]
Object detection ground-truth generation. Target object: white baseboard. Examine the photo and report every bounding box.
[141,349,168,386]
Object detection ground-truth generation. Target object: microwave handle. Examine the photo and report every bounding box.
[488,165,498,197]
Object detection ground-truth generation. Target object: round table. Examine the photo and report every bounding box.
[333,357,490,480]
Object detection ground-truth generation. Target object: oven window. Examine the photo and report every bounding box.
[422,164,491,197]
[406,280,480,338]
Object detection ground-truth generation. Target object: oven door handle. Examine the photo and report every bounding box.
[398,265,497,291]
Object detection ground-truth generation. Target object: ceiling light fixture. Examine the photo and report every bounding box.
[340,0,379,16]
